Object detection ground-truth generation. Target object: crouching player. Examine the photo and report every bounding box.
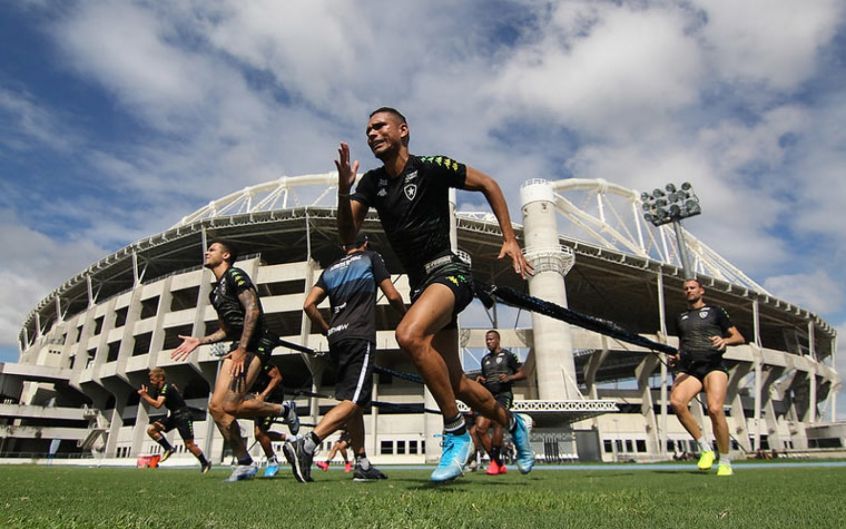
[139,368,212,473]
[252,362,299,477]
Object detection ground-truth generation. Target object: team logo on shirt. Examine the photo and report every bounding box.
[377,188,387,197]
[404,170,418,182]
[699,309,709,318]
[404,183,417,201]
[379,179,388,186]
[496,357,503,364]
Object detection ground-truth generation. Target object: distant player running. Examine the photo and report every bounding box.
[138,368,211,473]
[473,330,525,475]
[250,362,295,478]
[171,240,299,482]
[315,430,353,473]
[669,278,744,476]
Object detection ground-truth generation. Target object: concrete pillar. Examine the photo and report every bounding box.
[520,179,577,399]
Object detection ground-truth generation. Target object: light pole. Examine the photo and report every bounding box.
[641,182,701,279]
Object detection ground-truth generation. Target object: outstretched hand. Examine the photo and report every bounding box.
[498,238,534,280]
[138,384,148,396]
[335,142,359,194]
[171,335,200,361]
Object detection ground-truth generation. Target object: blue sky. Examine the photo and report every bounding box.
[2,1,845,415]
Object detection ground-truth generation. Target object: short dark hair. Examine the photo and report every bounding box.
[369,107,409,146]
[369,106,407,124]
[486,329,500,337]
[209,239,238,264]
[683,278,703,288]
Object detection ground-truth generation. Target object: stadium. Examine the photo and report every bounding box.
[2,174,842,465]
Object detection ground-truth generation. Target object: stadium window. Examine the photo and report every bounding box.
[140,296,160,319]
[615,440,623,453]
[106,341,120,362]
[163,325,193,350]
[625,440,633,453]
[170,286,200,312]
[132,332,153,356]
[114,307,129,328]
[93,316,105,335]
[68,355,75,369]
[259,279,306,297]
[603,440,613,453]
[381,440,394,455]
[409,441,418,455]
[636,440,647,453]
[421,441,425,453]
[76,325,84,342]
[396,441,406,455]
[86,349,96,368]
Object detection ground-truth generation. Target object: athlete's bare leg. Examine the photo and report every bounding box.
[313,400,358,439]
[395,284,509,426]
[208,355,264,460]
[474,415,493,455]
[670,373,705,441]
[702,371,730,454]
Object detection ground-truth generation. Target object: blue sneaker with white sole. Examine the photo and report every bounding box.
[430,431,474,483]
[511,414,534,474]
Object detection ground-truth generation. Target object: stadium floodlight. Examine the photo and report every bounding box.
[641,182,701,279]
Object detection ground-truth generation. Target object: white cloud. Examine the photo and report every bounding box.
[763,270,844,315]
[0,87,75,152]
[695,0,844,91]
[0,209,105,350]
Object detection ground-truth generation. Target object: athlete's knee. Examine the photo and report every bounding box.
[208,399,228,421]
[706,402,725,418]
[184,439,197,450]
[146,425,158,438]
[395,321,427,356]
[669,394,688,412]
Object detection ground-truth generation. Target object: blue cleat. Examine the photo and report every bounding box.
[430,431,474,483]
[511,414,534,474]
[263,461,279,478]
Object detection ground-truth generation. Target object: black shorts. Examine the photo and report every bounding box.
[227,332,276,366]
[678,356,728,383]
[156,410,194,441]
[492,391,513,410]
[411,256,474,329]
[329,338,374,406]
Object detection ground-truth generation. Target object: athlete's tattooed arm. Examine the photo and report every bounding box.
[171,321,228,361]
[229,288,260,376]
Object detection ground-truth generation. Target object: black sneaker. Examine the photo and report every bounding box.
[201,461,212,474]
[284,439,313,483]
[353,463,388,482]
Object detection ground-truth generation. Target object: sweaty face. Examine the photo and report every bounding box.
[485,332,500,352]
[204,243,228,269]
[366,112,407,159]
[682,281,704,303]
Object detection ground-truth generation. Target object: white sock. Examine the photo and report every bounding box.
[719,453,731,466]
[697,437,711,453]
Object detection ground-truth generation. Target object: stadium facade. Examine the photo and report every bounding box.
[2,175,841,464]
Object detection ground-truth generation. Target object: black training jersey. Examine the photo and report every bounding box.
[315,250,390,346]
[209,266,268,349]
[150,383,188,414]
[480,348,521,395]
[352,155,467,288]
[676,304,735,362]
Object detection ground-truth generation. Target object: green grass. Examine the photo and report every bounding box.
[1,464,844,529]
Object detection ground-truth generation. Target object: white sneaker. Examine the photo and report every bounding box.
[225,462,258,482]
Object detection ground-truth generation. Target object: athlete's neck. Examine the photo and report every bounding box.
[688,299,706,310]
[380,149,410,178]
[209,262,231,281]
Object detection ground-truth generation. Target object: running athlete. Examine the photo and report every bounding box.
[669,278,744,476]
[171,240,299,482]
[473,330,525,475]
[251,363,293,478]
[335,107,535,482]
[138,367,212,473]
[315,430,352,473]
[287,235,405,482]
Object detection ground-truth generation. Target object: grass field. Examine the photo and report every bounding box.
[1,463,844,529]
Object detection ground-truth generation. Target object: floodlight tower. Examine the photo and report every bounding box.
[641,182,701,279]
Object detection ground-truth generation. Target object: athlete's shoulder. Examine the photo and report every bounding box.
[416,154,463,173]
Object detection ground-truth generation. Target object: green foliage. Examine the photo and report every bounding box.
[0,465,844,529]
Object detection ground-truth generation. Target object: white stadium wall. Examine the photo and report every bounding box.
[2,175,841,464]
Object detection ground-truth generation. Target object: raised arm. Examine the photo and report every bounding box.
[171,321,228,361]
[463,166,533,279]
[335,142,368,244]
[138,385,165,409]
